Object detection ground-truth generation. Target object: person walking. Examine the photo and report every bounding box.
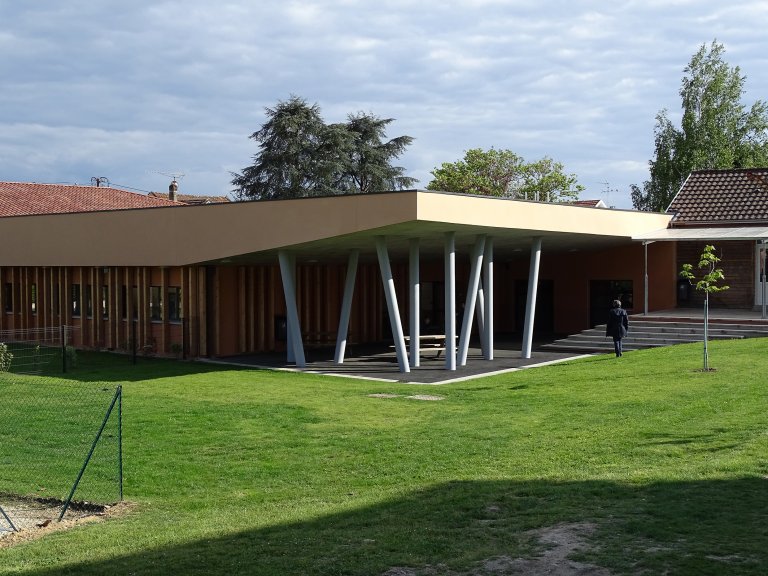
[606,299,629,357]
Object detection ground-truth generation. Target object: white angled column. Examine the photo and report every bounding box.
[278,251,306,367]
[409,239,420,368]
[444,232,456,371]
[376,237,410,373]
[458,235,486,366]
[483,237,494,360]
[476,284,486,352]
[334,250,359,364]
[521,237,542,359]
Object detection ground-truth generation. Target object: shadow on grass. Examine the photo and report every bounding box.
[21,477,768,576]
[39,352,251,383]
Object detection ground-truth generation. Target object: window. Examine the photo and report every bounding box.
[150,286,162,321]
[168,287,182,322]
[85,284,93,318]
[102,285,109,320]
[3,283,12,313]
[71,284,81,317]
[31,283,37,315]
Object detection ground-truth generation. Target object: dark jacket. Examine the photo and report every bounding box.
[606,307,629,338]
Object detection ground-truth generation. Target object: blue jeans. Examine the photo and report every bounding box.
[613,337,623,357]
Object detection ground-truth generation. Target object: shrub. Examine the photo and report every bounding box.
[0,342,13,372]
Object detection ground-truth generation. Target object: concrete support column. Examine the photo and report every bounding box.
[444,232,456,371]
[522,237,542,359]
[459,235,486,366]
[483,237,494,360]
[409,239,420,368]
[376,237,410,373]
[278,251,305,368]
[643,240,660,316]
[334,250,359,364]
[476,285,485,352]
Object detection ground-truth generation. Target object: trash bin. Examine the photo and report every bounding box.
[677,279,691,303]
[274,315,287,341]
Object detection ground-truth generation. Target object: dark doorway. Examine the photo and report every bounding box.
[589,280,633,327]
[420,281,445,334]
[514,279,554,335]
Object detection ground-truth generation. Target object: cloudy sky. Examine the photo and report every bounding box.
[1,1,767,208]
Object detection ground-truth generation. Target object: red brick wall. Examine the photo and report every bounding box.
[676,241,754,308]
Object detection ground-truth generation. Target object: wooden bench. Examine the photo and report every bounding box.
[303,331,337,347]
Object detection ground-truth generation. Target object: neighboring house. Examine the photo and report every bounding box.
[148,191,230,205]
[570,199,607,208]
[633,169,768,310]
[0,181,181,217]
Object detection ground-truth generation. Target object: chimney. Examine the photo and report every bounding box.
[169,179,179,202]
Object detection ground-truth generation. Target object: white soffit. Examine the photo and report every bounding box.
[632,226,768,241]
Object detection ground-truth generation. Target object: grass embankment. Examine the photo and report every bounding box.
[1,340,767,575]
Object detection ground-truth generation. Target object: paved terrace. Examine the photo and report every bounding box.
[214,308,768,384]
[217,340,591,385]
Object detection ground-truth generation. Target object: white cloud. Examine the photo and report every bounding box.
[0,0,766,209]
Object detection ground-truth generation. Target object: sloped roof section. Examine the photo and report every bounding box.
[0,182,181,217]
[667,169,768,226]
[569,199,607,208]
[148,191,231,204]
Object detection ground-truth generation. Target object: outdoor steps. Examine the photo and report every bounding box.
[542,317,768,353]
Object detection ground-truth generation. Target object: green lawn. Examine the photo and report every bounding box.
[1,339,767,575]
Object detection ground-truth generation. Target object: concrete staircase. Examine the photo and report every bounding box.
[542,315,768,353]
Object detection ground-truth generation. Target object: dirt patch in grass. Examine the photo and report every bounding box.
[0,499,134,548]
[382,521,613,575]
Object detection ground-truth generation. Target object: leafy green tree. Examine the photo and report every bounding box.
[232,97,415,200]
[427,148,582,201]
[632,41,768,212]
[231,96,335,200]
[518,156,583,202]
[341,113,417,193]
[679,245,730,371]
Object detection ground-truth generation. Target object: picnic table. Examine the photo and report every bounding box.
[402,334,457,358]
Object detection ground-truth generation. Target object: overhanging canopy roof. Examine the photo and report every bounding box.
[0,190,673,267]
[632,226,768,242]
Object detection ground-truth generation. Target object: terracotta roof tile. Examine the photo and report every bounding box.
[0,182,182,217]
[569,199,607,208]
[667,169,768,225]
[147,191,230,204]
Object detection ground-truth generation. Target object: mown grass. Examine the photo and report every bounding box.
[1,339,767,575]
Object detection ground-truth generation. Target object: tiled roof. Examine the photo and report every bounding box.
[569,199,607,208]
[148,191,231,204]
[668,169,768,225]
[0,182,181,217]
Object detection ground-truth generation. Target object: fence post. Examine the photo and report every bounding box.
[118,385,123,501]
[0,505,17,532]
[61,325,66,373]
[131,321,137,365]
[59,386,122,521]
[182,317,187,360]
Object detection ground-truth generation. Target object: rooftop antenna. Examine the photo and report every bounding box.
[91,176,110,187]
[600,181,616,208]
[151,171,186,201]
[153,170,185,184]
